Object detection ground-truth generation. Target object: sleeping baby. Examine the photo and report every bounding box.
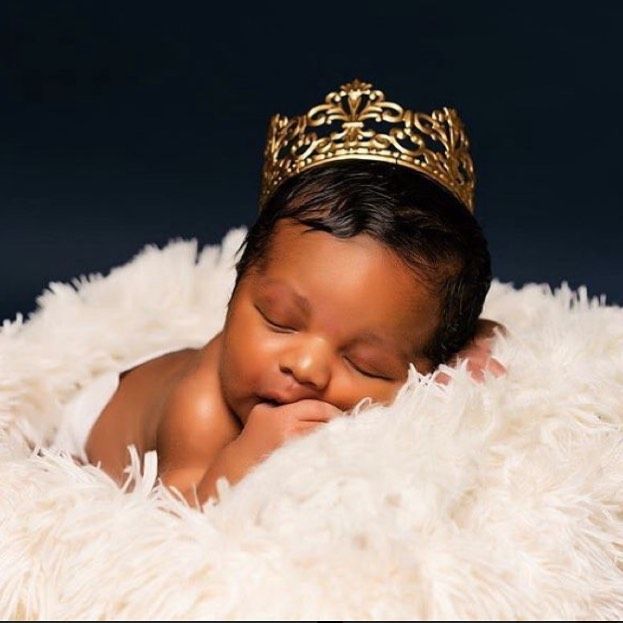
[54,81,508,508]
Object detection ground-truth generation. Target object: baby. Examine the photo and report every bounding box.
[80,81,507,507]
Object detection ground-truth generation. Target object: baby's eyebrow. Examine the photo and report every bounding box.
[259,276,311,318]
[352,330,395,350]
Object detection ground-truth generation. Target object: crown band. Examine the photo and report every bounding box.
[259,79,475,213]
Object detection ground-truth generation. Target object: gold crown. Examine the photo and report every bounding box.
[259,79,475,213]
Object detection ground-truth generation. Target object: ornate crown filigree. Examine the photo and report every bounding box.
[259,78,475,213]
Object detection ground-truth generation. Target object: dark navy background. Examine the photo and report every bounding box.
[2,1,622,323]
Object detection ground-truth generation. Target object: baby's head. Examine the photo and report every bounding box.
[218,159,491,422]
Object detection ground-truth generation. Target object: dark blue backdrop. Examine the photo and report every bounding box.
[2,1,622,323]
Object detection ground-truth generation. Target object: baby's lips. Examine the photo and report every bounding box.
[257,396,281,408]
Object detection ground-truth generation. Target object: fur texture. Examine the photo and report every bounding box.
[1,227,622,620]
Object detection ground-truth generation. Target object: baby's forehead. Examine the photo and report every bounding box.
[261,217,437,294]
[265,220,406,272]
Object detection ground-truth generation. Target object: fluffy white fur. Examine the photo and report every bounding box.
[1,227,622,620]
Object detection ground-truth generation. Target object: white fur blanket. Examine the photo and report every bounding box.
[1,227,622,620]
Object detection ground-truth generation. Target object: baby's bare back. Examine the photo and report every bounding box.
[85,333,238,487]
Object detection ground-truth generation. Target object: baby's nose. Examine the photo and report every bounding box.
[279,337,331,391]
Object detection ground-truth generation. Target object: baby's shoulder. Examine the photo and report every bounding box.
[156,334,240,467]
[161,353,223,428]
[161,334,227,421]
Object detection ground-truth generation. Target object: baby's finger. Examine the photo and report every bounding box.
[292,421,324,437]
[466,356,506,383]
[487,357,507,377]
[295,399,343,422]
[432,370,452,386]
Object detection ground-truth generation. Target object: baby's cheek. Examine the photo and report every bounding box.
[231,324,276,387]
[328,373,398,412]
[374,382,403,407]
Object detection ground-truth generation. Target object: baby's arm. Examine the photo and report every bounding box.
[158,394,342,507]
[195,399,343,504]
[156,381,242,506]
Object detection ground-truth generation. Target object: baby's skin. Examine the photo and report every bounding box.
[85,219,506,507]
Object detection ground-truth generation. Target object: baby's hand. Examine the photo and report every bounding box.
[433,318,508,385]
[236,399,343,464]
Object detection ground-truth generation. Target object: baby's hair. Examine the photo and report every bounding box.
[232,160,492,368]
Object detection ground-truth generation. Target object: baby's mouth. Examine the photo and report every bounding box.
[257,395,283,407]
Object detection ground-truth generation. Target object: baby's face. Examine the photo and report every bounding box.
[218,219,440,424]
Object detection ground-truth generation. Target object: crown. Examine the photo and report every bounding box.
[259,79,475,213]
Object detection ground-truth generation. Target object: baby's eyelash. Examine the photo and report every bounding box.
[256,304,391,381]
[345,358,391,381]
[268,320,293,332]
